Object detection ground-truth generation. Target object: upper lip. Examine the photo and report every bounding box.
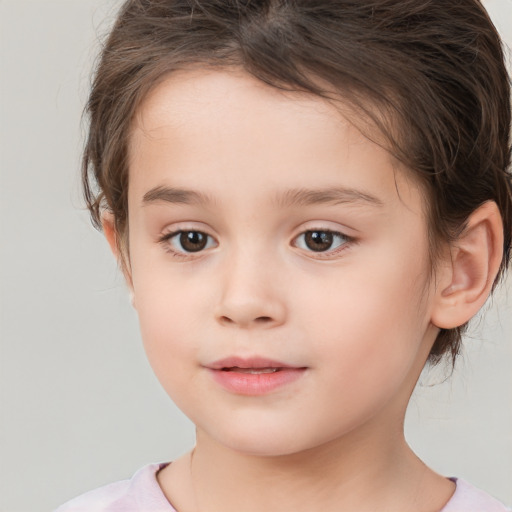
[207,356,302,370]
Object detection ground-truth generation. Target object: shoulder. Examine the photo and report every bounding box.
[441,478,511,512]
[54,462,175,512]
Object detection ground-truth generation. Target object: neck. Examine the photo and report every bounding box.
[161,413,453,512]
[194,427,407,511]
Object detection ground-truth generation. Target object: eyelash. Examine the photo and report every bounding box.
[158,228,354,260]
[158,230,217,259]
[292,229,353,258]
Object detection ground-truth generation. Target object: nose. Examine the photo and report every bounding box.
[214,250,287,329]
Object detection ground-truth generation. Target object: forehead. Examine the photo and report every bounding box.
[131,69,355,156]
[128,69,424,216]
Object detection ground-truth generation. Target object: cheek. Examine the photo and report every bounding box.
[132,269,199,366]
[135,291,205,415]
[300,254,431,382]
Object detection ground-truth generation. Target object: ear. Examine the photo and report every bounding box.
[101,212,135,303]
[431,201,504,329]
[102,211,119,258]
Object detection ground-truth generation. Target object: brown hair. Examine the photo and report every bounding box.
[83,0,512,365]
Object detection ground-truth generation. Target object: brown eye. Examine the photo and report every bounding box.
[179,231,208,252]
[304,231,334,252]
[294,230,350,254]
[162,230,216,255]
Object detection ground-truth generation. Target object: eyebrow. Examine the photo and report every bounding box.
[142,185,384,208]
[142,186,215,206]
[273,187,384,208]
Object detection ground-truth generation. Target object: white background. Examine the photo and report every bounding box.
[0,1,511,510]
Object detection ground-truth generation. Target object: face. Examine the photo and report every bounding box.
[126,70,441,456]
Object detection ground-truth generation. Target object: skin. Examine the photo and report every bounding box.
[104,69,503,512]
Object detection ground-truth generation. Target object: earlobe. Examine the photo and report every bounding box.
[431,202,504,329]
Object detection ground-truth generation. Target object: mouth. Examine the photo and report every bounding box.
[208,356,302,371]
[206,356,307,395]
[221,367,282,374]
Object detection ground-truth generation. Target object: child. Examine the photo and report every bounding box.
[56,0,512,510]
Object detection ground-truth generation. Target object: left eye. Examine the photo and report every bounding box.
[164,230,217,253]
[293,230,349,253]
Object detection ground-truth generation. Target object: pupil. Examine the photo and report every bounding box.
[180,231,207,252]
[305,231,333,252]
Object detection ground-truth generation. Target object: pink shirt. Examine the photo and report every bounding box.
[55,462,511,512]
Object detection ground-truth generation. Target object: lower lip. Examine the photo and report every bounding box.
[208,368,306,395]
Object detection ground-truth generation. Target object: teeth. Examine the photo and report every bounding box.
[226,367,280,374]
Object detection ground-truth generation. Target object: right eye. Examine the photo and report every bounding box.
[161,230,217,255]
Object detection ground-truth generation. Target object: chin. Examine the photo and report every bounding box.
[204,421,334,459]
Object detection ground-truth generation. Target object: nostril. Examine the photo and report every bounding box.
[219,315,273,326]
[255,316,272,323]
